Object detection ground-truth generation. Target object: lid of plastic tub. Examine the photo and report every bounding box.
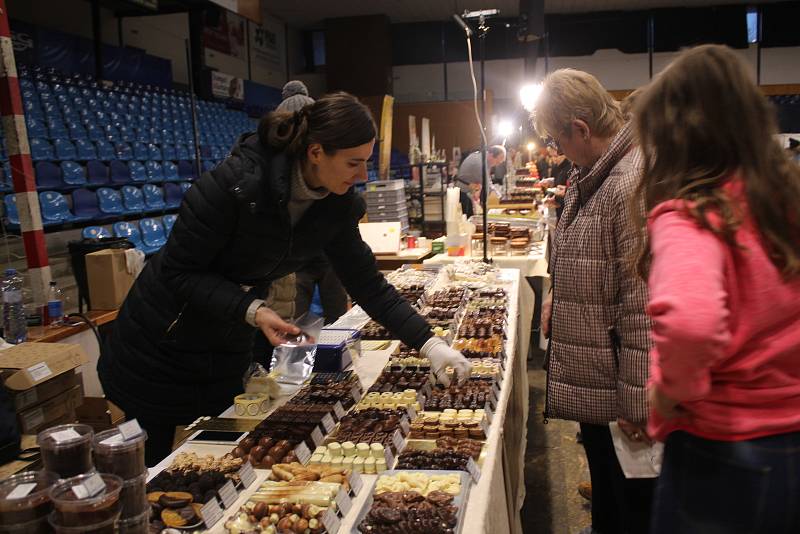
[37,424,94,448]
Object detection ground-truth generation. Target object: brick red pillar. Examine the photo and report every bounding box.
[0,0,51,305]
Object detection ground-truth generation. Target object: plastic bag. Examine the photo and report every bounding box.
[269,312,324,385]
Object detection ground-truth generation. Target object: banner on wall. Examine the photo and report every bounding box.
[212,70,244,101]
[250,22,282,72]
[204,9,246,59]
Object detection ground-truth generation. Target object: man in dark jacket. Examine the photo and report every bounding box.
[99,94,471,465]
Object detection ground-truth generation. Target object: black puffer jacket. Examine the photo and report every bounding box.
[98,133,431,421]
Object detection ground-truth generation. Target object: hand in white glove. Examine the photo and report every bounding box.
[420,336,472,387]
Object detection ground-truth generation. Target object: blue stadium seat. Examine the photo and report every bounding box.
[72,189,102,220]
[146,143,161,161]
[143,184,166,210]
[128,160,147,183]
[149,128,162,144]
[0,162,11,193]
[3,195,19,228]
[161,143,177,161]
[23,101,43,119]
[39,191,82,224]
[164,182,182,208]
[53,138,77,160]
[180,182,192,195]
[75,138,97,160]
[176,144,191,160]
[109,161,131,185]
[177,161,194,181]
[35,161,62,189]
[60,161,87,187]
[132,142,148,161]
[68,122,87,140]
[210,145,224,160]
[86,160,109,185]
[119,125,134,143]
[95,140,114,160]
[97,187,127,215]
[121,185,145,213]
[113,221,157,254]
[163,161,179,182]
[162,214,177,235]
[48,121,68,139]
[30,138,55,160]
[115,142,133,161]
[86,123,105,141]
[202,160,215,172]
[139,218,167,250]
[135,128,151,144]
[82,225,112,239]
[160,129,174,144]
[105,125,120,143]
[144,160,164,182]
[26,117,47,138]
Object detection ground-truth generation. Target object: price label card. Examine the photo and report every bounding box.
[351,386,362,403]
[27,362,52,382]
[391,429,405,452]
[335,487,353,517]
[480,416,491,438]
[7,483,36,499]
[349,471,364,496]
[321,508,341,534]
[466,457,482,483]
[406,404,417,421]
[311,426,324,448]
[384,447,395,469]
[294,442,312,465]
[50,428,82,443]
[71,473,105,499]
[200,497,224,528]
[238,462,256,488]
[333,401,346,420]
[118,419,144,441]
[321,413,336,434]
[218,480,238,509]
[399,415,411,435]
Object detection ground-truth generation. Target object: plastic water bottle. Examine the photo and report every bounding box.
[1,269,27,344]
[45,280,64,327]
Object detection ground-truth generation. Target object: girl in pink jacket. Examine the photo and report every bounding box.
[633,44,800,534]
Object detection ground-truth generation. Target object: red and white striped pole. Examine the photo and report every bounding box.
[0,0,51,306]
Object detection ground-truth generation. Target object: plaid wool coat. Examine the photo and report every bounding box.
[545,123,651,424]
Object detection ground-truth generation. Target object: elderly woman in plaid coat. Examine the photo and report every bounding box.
[534,69,654,534]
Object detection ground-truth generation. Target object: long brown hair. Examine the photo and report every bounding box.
[632,44,800,277]
[257,91,376,159]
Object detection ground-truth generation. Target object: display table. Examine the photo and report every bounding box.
[374,245,433,270]
[148,268,528,534]
[423,240,548,278]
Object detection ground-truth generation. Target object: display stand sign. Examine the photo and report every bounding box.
[238,462,256,488]
[200,497,224,528]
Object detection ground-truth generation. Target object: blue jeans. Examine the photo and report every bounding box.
[651,430,800,534]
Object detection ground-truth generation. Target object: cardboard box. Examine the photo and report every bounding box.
[85,249,135,310]
[17,384,84,434]
[0,343,88,392]
[76,397,125,432]
[9,369,81,412]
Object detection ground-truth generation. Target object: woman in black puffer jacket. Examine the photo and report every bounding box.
[99,93,471,465]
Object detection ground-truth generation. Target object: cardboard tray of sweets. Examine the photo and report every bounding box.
[400,439,488,468]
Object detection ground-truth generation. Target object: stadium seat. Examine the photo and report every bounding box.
[82,225,112,239]
[135,128,151,144]
[121,185,145,213]
[112,221,155,254]
[60,161,87,187]
[35,161,62,189]
[75,138,98,160]
[72,189,102,220]
[161,143,177,161]
[147,143,161,161]
[95,139,114,160]
[133,142,149,161]
[39,191,83,224]
[86,160,109,185]
[177,160,195,181]
[30,138,55,160]
[164,182,182,208]
[202,160,215,172]
[119,125,134,143]
[180,182,192,195]
[129,160,147,183]
[86,123,105,141]
[139,218,167,250]
[110,160,131,185]
[163,161,179,182]
[162,214,177,235]
[145,160,164,182]
[143,184,166,210]
[3,195,19,227]
[97,187,128,215]
[26,117,47,138]
[53,138,77,160]
[105,125,120,143]
[115,142,133,161]
[48,122,68,139]
[68,122,87,140]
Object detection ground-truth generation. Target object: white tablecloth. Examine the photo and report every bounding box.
[149,270,528,534]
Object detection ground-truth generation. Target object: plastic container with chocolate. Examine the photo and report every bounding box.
[92,428,148,480]
[49,473,122,534]
[0,470,59,534]
[117,510,148,534]
[119,474,147,519]
[37,424,95,478]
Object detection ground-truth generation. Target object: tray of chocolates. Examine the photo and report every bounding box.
[355,470,470,534]
[402,437,486,466]
[310,371,354,385]
[396,449,472,472]
[423,379,494,411]
[310,441,389,475]
[420,287,468,309]
[290,374,361,408]
[359,391,422,412]
[360,319,391,340]
[451,335,504,359]
[368,368,430,393]
[408,410,486,441]
[230,436,299,469]
[327,408,407,451]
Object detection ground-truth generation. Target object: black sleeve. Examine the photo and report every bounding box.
[459,191,474,218]
[159,158,258,324]
[325,196,432,350]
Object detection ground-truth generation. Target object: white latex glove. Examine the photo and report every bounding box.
[420,337,472,387]
[254,306,300,346]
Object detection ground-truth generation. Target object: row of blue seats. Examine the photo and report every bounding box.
[27,138,230,162]
[3,183,189,228]
[85,216,177,255]
[26,121,194,144]
[21,80,192,104]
